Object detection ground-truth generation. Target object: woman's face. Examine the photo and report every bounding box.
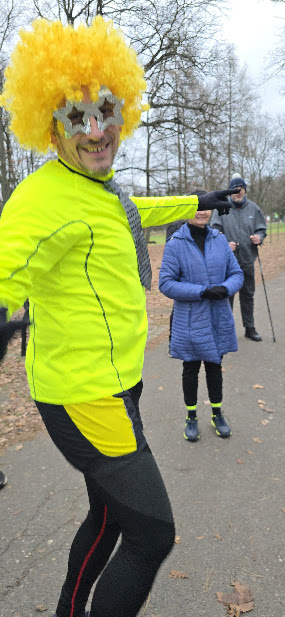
[188,210,211,227]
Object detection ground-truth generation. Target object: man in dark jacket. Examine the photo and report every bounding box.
[211,175,267,341]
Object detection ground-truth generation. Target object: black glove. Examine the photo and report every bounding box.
[197,189,241,215]
[201,286,228,300]
[0,307,29,362]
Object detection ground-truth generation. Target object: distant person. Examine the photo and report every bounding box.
[165,219,186,241]
[0,470,7,489]
[211,174,267,341]
[159,209,243,442]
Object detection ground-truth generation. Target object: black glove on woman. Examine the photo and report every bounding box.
[201,286,228,300]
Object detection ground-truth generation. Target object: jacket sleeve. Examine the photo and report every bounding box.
[0,188,85,317]
[131,195,198,228]
[254,207,267,243]
[210,210,224,232]
[220,241,244,297]
[159,239,205,302]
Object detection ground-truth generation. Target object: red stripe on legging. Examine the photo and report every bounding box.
[70,505,108,617]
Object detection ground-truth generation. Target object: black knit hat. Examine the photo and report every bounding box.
[229,175,247,191]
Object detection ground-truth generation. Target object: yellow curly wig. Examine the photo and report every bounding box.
[0,17,148,152]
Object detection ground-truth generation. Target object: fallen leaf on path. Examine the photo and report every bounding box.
[253,384,264,389]
[14,444,23,451]
[203,400,210,405]
[197,535,205,539]
[169,569,188,579]
[158,386,164,391]
[35,606,47,612]
[281,508,285,513]
[216,581,254,615]
[261,419,269,426]
[237,459,245,464]
[222,367,226,372]
[253,437,263,443]
[214,533,223,540]
[175,535,181,544]
[247,451,254,455]
[261,406,275,413]
[258,399,266,405]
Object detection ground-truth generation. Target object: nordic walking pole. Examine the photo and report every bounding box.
[257,249,276,342]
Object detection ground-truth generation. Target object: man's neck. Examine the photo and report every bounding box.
[58,157,114,182]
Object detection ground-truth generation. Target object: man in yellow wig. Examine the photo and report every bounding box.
[0,17,238,617]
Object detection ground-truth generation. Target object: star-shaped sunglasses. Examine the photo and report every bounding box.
[53,86,124,138]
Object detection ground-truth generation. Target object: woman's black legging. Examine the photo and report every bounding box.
[182,360,222,407]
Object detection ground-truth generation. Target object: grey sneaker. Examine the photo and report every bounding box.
[184,418,200,442]
[211,413,231,438]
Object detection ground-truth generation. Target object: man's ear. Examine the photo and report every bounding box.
[50,118,61,146]
[50,122,59,146]
[50,131,58,146]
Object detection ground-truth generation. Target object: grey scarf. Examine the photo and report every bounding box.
[104,178,152,290]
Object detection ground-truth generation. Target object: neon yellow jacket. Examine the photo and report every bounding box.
[0,159,198,403]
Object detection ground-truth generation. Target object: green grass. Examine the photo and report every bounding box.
[148,232,166,245]
[149,223,285,246]
[266,222,285,234]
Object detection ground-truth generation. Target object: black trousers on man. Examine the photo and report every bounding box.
[229,262,255,328]
[36,382,175,617]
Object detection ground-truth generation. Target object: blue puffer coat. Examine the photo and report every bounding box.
[159,224,244,363]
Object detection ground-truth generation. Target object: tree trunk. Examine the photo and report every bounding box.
[0,109,11,212]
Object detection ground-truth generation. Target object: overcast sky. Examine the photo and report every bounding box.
[221,0,285,114]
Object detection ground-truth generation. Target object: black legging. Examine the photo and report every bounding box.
[36,384,175,617]
[55,447,174,617]
[182,360,222,407]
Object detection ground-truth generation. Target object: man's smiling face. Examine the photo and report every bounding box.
[51,86,122,177]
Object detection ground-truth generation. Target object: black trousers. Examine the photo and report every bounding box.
[230,262,255,328]
[36,383,175,617]
[182,360,222,407]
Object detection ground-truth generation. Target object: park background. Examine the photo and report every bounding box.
[0,3,285,616]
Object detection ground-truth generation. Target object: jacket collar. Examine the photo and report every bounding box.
[57,157,115,183]
[174,222,219,241]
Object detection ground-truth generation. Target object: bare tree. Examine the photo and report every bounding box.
[3,0,281,216]
[32,0,99,24]
[0,0,30,211]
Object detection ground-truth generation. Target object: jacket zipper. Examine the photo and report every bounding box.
[203,233,220,355]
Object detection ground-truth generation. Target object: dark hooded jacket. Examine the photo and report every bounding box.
[210,197,267,266]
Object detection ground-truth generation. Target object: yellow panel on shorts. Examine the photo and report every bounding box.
[64,396,137,457]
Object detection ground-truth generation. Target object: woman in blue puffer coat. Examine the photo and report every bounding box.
[159,208,244,442]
